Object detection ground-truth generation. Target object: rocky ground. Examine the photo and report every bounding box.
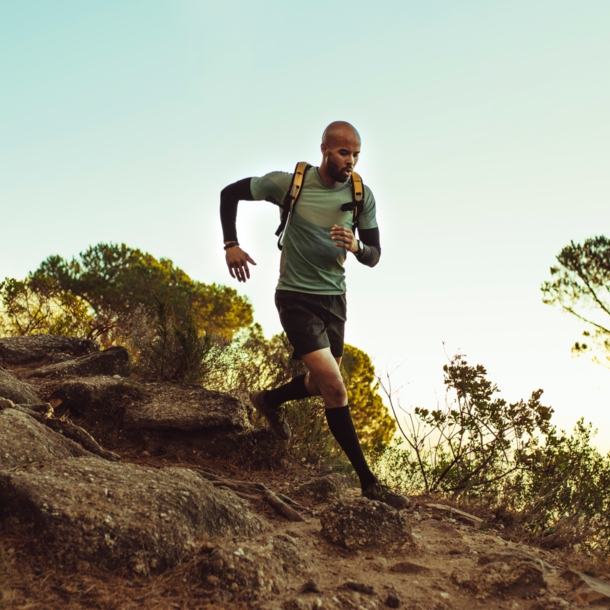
[1,335,609,610]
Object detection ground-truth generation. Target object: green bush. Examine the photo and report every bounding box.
[374,355,610,555]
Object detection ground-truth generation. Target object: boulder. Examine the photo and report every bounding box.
[0,335,98,366]
[125,382,249,432]
[195,534,312,603]
[0,457,265,573]
[47,376,142,425]
[561,569,610,606]
[29,346,130,379]
[0,367,40,404]
[298,474,350,502]
[0,408,94,469]
[451,549,547,598]
[320,498,413,550]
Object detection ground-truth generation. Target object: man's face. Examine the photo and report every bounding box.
[321,134,361,183]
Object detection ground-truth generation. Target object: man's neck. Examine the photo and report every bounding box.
[317,164,340,187]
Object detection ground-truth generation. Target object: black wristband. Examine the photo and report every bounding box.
[224,241,239,250]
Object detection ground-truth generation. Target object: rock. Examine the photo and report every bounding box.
[533,596,570,609]
[300,580,321,593]
[298,473,350,501]
[47,376,142,425]
[425,503,485,529]
[320,497,413,550]
[0,457,265,573]
[29,346,130,379]
[419,518,462,538]
[196,534,312,602]
[477,549,545,570]
[344,581,375,594]
[451,549,547,598]
[0,335,98,366]
[391,560,430,574]
[0,408,94,469]
[561,569,610,606]
[125,382,249,432]
[384,592,401,608]
[0,367,40,404]
[124,382,251,454]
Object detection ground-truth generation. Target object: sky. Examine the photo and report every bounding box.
[1,1,609,447]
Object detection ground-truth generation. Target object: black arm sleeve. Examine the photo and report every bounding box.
[355,227,381,267]
[220,178,255,243]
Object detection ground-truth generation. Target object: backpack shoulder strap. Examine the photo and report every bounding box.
[275,162,311,249]
[350,171,364,231]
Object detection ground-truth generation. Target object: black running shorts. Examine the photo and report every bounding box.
[274,290,347,360]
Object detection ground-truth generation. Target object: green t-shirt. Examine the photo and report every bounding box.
[250,167,378,295]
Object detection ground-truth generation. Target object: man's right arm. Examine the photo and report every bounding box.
[220,178,257,283]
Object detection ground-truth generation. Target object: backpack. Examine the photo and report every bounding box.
[274,162,365,250]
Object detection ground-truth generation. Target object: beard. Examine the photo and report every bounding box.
[327,155,351,183]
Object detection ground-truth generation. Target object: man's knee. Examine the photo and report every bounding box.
[318,377,347,405]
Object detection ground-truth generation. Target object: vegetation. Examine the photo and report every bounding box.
[0,243,253,344]
[4,241,610,557]
[542,235,610,366]
[374,355,610,555]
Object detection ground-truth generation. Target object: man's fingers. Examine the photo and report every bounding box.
[246,254,257,265]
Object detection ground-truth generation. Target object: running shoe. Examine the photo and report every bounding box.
[250,390,292,440]
[363,481,410,510]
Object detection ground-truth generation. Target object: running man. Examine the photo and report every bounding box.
[219,121,407,509]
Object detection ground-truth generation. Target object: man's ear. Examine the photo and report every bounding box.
[320,142,328,156]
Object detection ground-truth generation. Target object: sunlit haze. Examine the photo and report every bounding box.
[1,1,609,447]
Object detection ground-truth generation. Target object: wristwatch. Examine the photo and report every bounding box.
[355,240,364,257]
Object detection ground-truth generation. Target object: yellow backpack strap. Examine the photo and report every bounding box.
[275,162,312,249]
[288,161,309,208]
[351,171,364,229]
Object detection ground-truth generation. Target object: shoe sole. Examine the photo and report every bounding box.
[250,391,292,440]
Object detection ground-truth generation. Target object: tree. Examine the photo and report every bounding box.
[541,235,610,366]
[26,243,253,342]
[342,344,396,450]
[0,277,93,337]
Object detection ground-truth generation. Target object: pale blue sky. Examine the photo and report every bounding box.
[1,1,609,446]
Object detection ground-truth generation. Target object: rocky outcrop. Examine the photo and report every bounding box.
[124,382,251,453]
[0,408,94,469]
[0,457,265,573]
[320,498,413,550]
[125,382,249,432]
[29,346,130,379]
[0,367,40,404]
[0,335,98,366]
[47,376,142,425]
[195,534,312,603]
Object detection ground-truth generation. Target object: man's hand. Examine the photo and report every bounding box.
[225,245,257,282]
[330,225,358,253]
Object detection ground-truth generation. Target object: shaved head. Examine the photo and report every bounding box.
[322,121,361,147]
[318,121,362,186]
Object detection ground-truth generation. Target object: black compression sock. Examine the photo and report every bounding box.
[265,374,311,409]
[325,406,377,490]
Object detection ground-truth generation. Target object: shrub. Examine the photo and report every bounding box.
[374,355,610,555]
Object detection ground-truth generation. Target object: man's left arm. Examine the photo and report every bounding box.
[355,227,381,267]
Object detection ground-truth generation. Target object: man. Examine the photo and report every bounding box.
[219,121,407,509]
